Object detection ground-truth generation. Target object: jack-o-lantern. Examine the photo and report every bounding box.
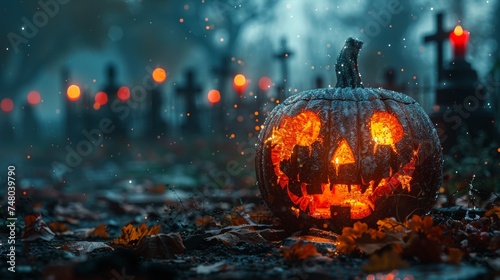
[256,38,442,232]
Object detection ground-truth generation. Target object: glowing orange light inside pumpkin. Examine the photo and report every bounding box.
[332,139,355,175]
[152,67,167,83]
[67,84,81,101]
[27,90,41,105]
[117,86,130,101]
[370,112,403,153]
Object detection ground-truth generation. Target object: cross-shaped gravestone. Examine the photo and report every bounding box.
[424,13,452,83]
[274,38,294,102]
[176,69,202,133]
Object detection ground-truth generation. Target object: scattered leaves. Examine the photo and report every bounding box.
[112,223,161,247]
[282,240,319,262]
[21,213,56,241]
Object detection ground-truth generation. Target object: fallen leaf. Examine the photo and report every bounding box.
[22,213,56,241]
[91,224,109,239]
[112,223,161,247]
[282,240,319,262]
[444,248,464,264]
[205,227,267,246]
[71,224,109,239]
[362,245,409,273]
[48,222,71,234]
[59,241,113,254]
[135,233,185,259]
[193,261,233,275]
[485,206,500,219]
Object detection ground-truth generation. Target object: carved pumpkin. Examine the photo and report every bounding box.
[255,38,442,232]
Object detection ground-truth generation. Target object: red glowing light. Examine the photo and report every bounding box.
[27,90,41,105]
[93,102,101,110]
[117,86,130,101]
[67,84,81,101]
[258,76,272,91]
[207,89,221,104]
[1,98,14,112]
[95,91,108,105]
[450,25,469,59]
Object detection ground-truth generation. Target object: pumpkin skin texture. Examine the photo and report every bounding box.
[255,38,442,232]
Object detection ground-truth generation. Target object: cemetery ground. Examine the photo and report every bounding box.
[0,137,499,280]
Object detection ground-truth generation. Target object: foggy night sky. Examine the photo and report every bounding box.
[0,0,498,137]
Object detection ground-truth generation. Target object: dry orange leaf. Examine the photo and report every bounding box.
[444,248,464,264]
[91,224,109,238]
[22,213,55,241]
[48,222,71,234]
[405,215,442,241]
[282,240,319,262]
[485,206,500,219]
[112,223,161,247]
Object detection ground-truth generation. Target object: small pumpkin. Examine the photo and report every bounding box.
[255,38,442,232]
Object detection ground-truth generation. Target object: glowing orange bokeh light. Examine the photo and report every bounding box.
[1,98,14,112]
[207,89,221,104]
[152,67,167,83]
[117,86,130,101]
[234,74,246,87]
[93,102,101,110]
[67,85,81,101]
[258,76,272,91]
[95,91,108,105]
[27,90,41,105]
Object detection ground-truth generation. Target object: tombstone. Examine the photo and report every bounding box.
[21,101,39,143]
[212,57,235,125]
[424,14,498,152]
[315,76,324,89]
[101,64,127,140]
[0,108,15,143]
[149,87,166,138]
[424,13,452,83]
[383,68,406,93]
[176,69,202,134]
[274,38,294,102]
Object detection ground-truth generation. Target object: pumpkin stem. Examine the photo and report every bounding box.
[335,38,364,88]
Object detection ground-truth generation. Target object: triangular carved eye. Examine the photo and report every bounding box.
[332,138,355,175]
[370,112,403,153]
